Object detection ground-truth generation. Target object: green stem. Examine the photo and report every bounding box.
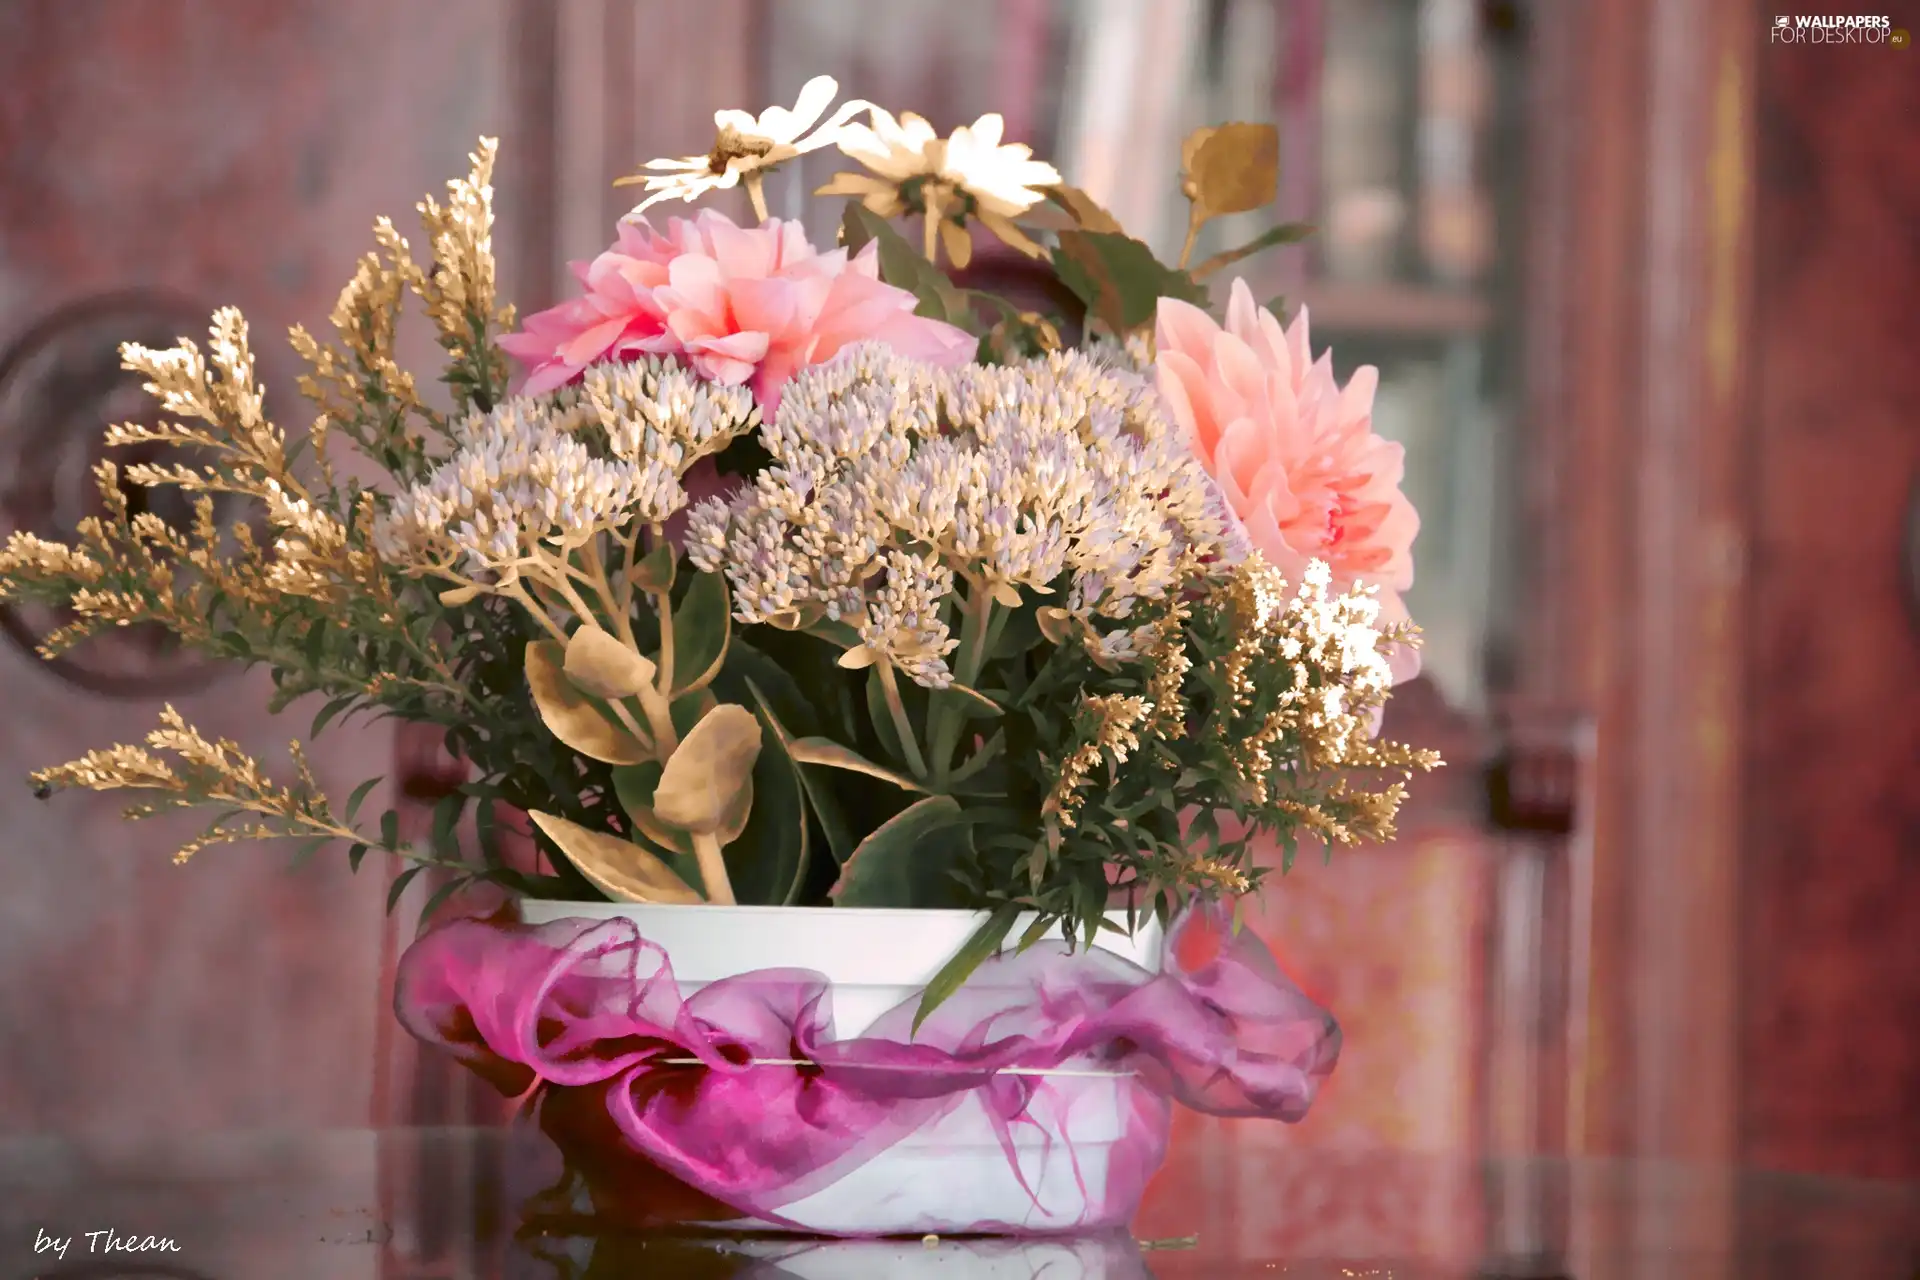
[979,602,1010,664]
[875,661,929,779]
[921,184,947,265]
[956,588,997,687]
[929,585,995,785]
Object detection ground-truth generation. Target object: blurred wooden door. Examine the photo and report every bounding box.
[1519,0,1920,1202]
[1739,12,1920,1185]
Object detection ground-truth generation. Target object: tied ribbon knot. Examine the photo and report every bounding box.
[395,903,1339,1235]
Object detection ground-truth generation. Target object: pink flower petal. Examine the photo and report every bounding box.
[501,210,969,416]
[1155,298,1225,374]
[560,316,633,369]
[1153,280,1422,685]
[707,216,779,279]
[727,276,802,339]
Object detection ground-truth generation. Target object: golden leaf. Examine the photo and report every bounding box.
[1179,126,1216,197]
[438,583,483,606]
[1036,606,1074,646]
[714,775,754,846]
[564,624,657,700]
[627,771,753,851]
[836,645,876,670]
[1184,122,1278,220]
[651,704,763,834]
[526,640,649,765]
[527,810,703,904]
[786,737,927,793]
[628,803,694,856]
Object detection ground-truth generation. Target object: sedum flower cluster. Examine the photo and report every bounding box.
[373,358,757,586]
[686,343,1244,688]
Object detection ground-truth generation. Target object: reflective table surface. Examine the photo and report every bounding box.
[2,1125,1914,1280]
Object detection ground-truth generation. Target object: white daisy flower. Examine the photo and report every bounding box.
[818,109,1061,267]
[617,75,870,221]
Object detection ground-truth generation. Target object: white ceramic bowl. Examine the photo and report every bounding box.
[515,901,1168,1234]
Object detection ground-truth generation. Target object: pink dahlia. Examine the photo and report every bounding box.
[498,209,974,411]
[1156,279,1421,682]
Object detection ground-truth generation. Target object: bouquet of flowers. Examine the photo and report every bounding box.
[3,78,1437,1019]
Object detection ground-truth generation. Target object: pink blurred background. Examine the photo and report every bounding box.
[1,0,1915,1272]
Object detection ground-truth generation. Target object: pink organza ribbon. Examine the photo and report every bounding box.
[394,903,1340,1234]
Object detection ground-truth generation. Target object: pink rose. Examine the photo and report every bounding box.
[499,209,975,413]
[1156,279,1422,682]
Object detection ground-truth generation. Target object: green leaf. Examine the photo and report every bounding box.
[991,603,1043,660]
[946,729,1007,796]
[611,761,694,857]
[802,616,865,651]
[669,688,715,742]
[913,904,1020,1034]
[612,767,703,887]
[1045,184,1126,233]
[830,795,969,908]
[939,683,1002,720]
[741,675,853,864]
[864,667,909,768]
[724,702,810,905]
[418,875,469,924]
[347,842,370,873]
[303,619,329,670]
[429,792,466,856]
[840,200,878,253]
[1016,912,1059,953]
[474,798,505,869]
[841,204,971,327]
[630,541,677,594]
[1191,222,1315,281]
[788,736,927,793]
[310,695,358,739]
[717,643,820,734]
[1053,229,1207,336]
[379,810,400,850]
[477,866,576,898]
[1075,862,1109,949]
[386,864,425,914]
[343,776,383,826]
[670,570,731,695]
